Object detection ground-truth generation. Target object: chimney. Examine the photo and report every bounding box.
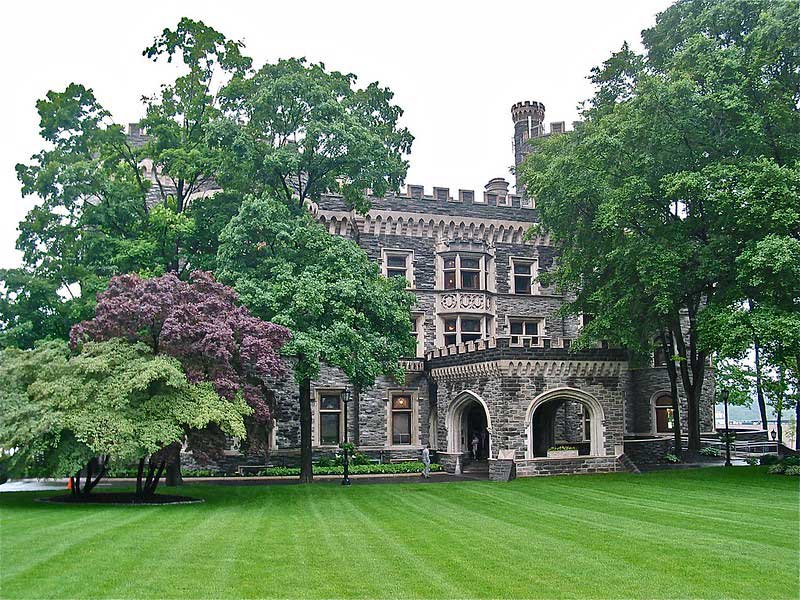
[128,122,142,136]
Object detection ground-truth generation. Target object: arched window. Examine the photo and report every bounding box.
[654,395,675,433]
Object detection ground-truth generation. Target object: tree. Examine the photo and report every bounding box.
[212,57,413,214]
[4,20,249,347]
[217,195,416,482]
[0,339,248,498]
[70,270,290,481]
[519,0,800,456]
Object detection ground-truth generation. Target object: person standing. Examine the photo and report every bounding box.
[421,445,431,478]
[471,433,480,460]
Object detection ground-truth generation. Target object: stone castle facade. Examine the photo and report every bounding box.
[246,100,716,476]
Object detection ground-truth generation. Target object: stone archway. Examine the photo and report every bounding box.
[524,387,605,458]
[446,390,493,459]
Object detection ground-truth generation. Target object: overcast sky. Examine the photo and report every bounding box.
[0,0,673,269]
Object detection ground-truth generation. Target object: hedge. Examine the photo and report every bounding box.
[106,462,442,478]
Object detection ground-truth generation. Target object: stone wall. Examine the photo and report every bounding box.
[515,456,627,477]
[623,436,675,465]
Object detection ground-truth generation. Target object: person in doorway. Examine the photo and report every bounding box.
[421,445,431,478]
[471,433,480,460]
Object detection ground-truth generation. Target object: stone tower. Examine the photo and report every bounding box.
[511,100,545,189]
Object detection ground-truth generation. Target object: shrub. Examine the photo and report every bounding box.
[663,453,680,463]
[781,455,800,467]
[768,464,785,475]
[548,446,577,452]
[699,447,722,457]
[783,465,800,476]
[256,461,441,477]
[745,456,760,466]
[760,454,780,466]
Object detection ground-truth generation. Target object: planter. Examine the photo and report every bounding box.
[547,449,579,458]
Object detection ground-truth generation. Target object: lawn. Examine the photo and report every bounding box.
[0,468,797,599]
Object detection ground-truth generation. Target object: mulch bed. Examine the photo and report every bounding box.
[38,492,203,505]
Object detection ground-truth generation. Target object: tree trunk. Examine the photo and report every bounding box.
[166,453,182,487]
[352,384,361,446]
[753,338,768,430]
[299,375,313,483]
[146,461,166,495]
[671,313,705,459]
[82,455,109,495]
[663,330,682,458]
[136,457,145,497]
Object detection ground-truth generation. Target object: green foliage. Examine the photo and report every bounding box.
[745,456,760,466]
[518,0,800,453]
[214,57,413,214]
[256,462,441,477]
[767,464,785,475]
[759,454,780,466]
[699,447,721,457]
[783,465,800,476]
[663,453,680,463]
[217,194,416,386]
[0,339,248,479]
[548,446,578,452]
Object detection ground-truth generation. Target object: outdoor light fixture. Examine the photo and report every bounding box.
[341,388,352,486]
[771,430,777,441]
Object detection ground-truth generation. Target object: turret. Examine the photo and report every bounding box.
[511,100,545,188]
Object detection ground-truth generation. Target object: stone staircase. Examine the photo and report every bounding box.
[461,459,489,478]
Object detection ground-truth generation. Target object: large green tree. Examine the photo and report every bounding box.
[3,19,246,347]
[520,0,800,456]
[0,339,248,497]
[217,196,416,482]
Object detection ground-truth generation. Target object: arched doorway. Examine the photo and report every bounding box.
[446,391,492,460]
[525,388,605,458]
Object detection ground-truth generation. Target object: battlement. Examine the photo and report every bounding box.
[511,100,546,123]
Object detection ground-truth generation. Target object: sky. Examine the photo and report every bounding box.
[0,0,674,269]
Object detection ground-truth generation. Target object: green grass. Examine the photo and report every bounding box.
[1,468,797,599]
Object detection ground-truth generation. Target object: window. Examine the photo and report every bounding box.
[654,395,675,434]
[411,314,424,357]
[391,394,413,445]
[318,392,343,445]
[512,259,536,294]
[520,196,534,209]
[509,319,542,347]
[382,250,413,287]
[441,254,484,290]
[459,189,473,203]
[582,405,591,441]
[434,187,449,201]
[654,346,668,367]
[443,315,484,346]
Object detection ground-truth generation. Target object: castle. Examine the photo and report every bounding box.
[248,100,716,477]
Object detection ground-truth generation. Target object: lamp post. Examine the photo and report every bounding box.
[721,389,732,467]
[771,429,778,457]
[341,388,352,486]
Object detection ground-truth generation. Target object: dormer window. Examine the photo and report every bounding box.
[434,187,449,201]
[511,258,537,294]
[459,190,473,203]
[407,185,424,199]
[382,249,414,288]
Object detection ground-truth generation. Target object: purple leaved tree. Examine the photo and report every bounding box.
[71,270,290,483]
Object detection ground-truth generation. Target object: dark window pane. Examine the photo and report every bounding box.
[513,262,531,275]
[445,318,457,332]
[655,395,672,407]
[320,395,340,410]
[392,395,412,410]
[461,271,479,289]
[387,255,407,267]
[510,322,523,335]
[462,333,481,342]
[514,276,531,294]
[392,412,412,444]
[524,322,538,335]
[461,258,480,270]
[461,319,481,332]
[443,257,456,269]
[444,334,457,346]
[444,272,456,289]
[320,413,341,445]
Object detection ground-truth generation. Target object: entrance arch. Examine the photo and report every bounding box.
[524,388,605,458]
[446,391,493,459]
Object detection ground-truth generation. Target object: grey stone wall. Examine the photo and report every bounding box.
[515,456,627,477]
[623,437,675,465]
